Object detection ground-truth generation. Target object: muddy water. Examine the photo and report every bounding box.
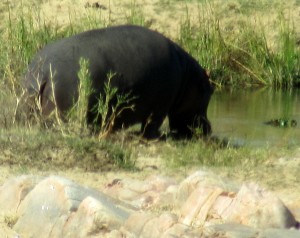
[208,88,300,147]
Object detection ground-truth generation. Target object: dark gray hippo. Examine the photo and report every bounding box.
[23,25,213,139]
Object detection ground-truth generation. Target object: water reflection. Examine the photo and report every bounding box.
[208,88,300,147]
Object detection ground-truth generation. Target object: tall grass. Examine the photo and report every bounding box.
[3,7,62,88]
[1,1,298,98]
[125,0,146,26]
[1,4,107,98]
[93,73,135,139]
[179,6,300,89]
[66,60,135,139]
[68,58,94,131]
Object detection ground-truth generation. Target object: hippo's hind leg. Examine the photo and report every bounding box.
[168,115,192,138]
[168,113,211,138]
[196,116,212,136]
[141,114,165,140]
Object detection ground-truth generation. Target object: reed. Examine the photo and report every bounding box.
[178,6,300,88]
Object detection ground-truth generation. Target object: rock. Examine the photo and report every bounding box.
[175,172,297,229]
[0,171,299,237]
[161,223,202,238]
[104,175,177,209]
[176,170,238,207]
[123,211,201,238]
[134,212,178,237]
[61,196,127,237]
[0,175,44,213]
[12,176,132,237]
[261,228,300,238]
[207,224,300,238]
[104,171,299,234]
[122,211,155,236]
[224,183,297,228]
[205,223,258,238]
[180,185,224,226]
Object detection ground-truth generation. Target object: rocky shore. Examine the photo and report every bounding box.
[0,171,299,237]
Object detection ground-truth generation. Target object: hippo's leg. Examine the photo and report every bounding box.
[39,80,56,117]
[168,116,193,138]
[141,114,164,139]
[169,114,211,138]
[196,116,212,136]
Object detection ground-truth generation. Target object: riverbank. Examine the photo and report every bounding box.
[0,0,300,236]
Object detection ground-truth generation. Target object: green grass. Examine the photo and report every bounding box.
[155,137,270,169]
[0,128,134,171]
[0,124,281,172]
[178,6,300,89]
[1,1,299,98]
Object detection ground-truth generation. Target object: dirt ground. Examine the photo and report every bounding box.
[2,0,300,40]
[0,0,203,38]
[1,0,300,236]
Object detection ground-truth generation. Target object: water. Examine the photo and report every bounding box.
[208,88,300,147]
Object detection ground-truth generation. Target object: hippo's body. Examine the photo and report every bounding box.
[23,25,213,138]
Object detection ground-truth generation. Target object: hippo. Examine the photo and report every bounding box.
[23,25,213,139]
